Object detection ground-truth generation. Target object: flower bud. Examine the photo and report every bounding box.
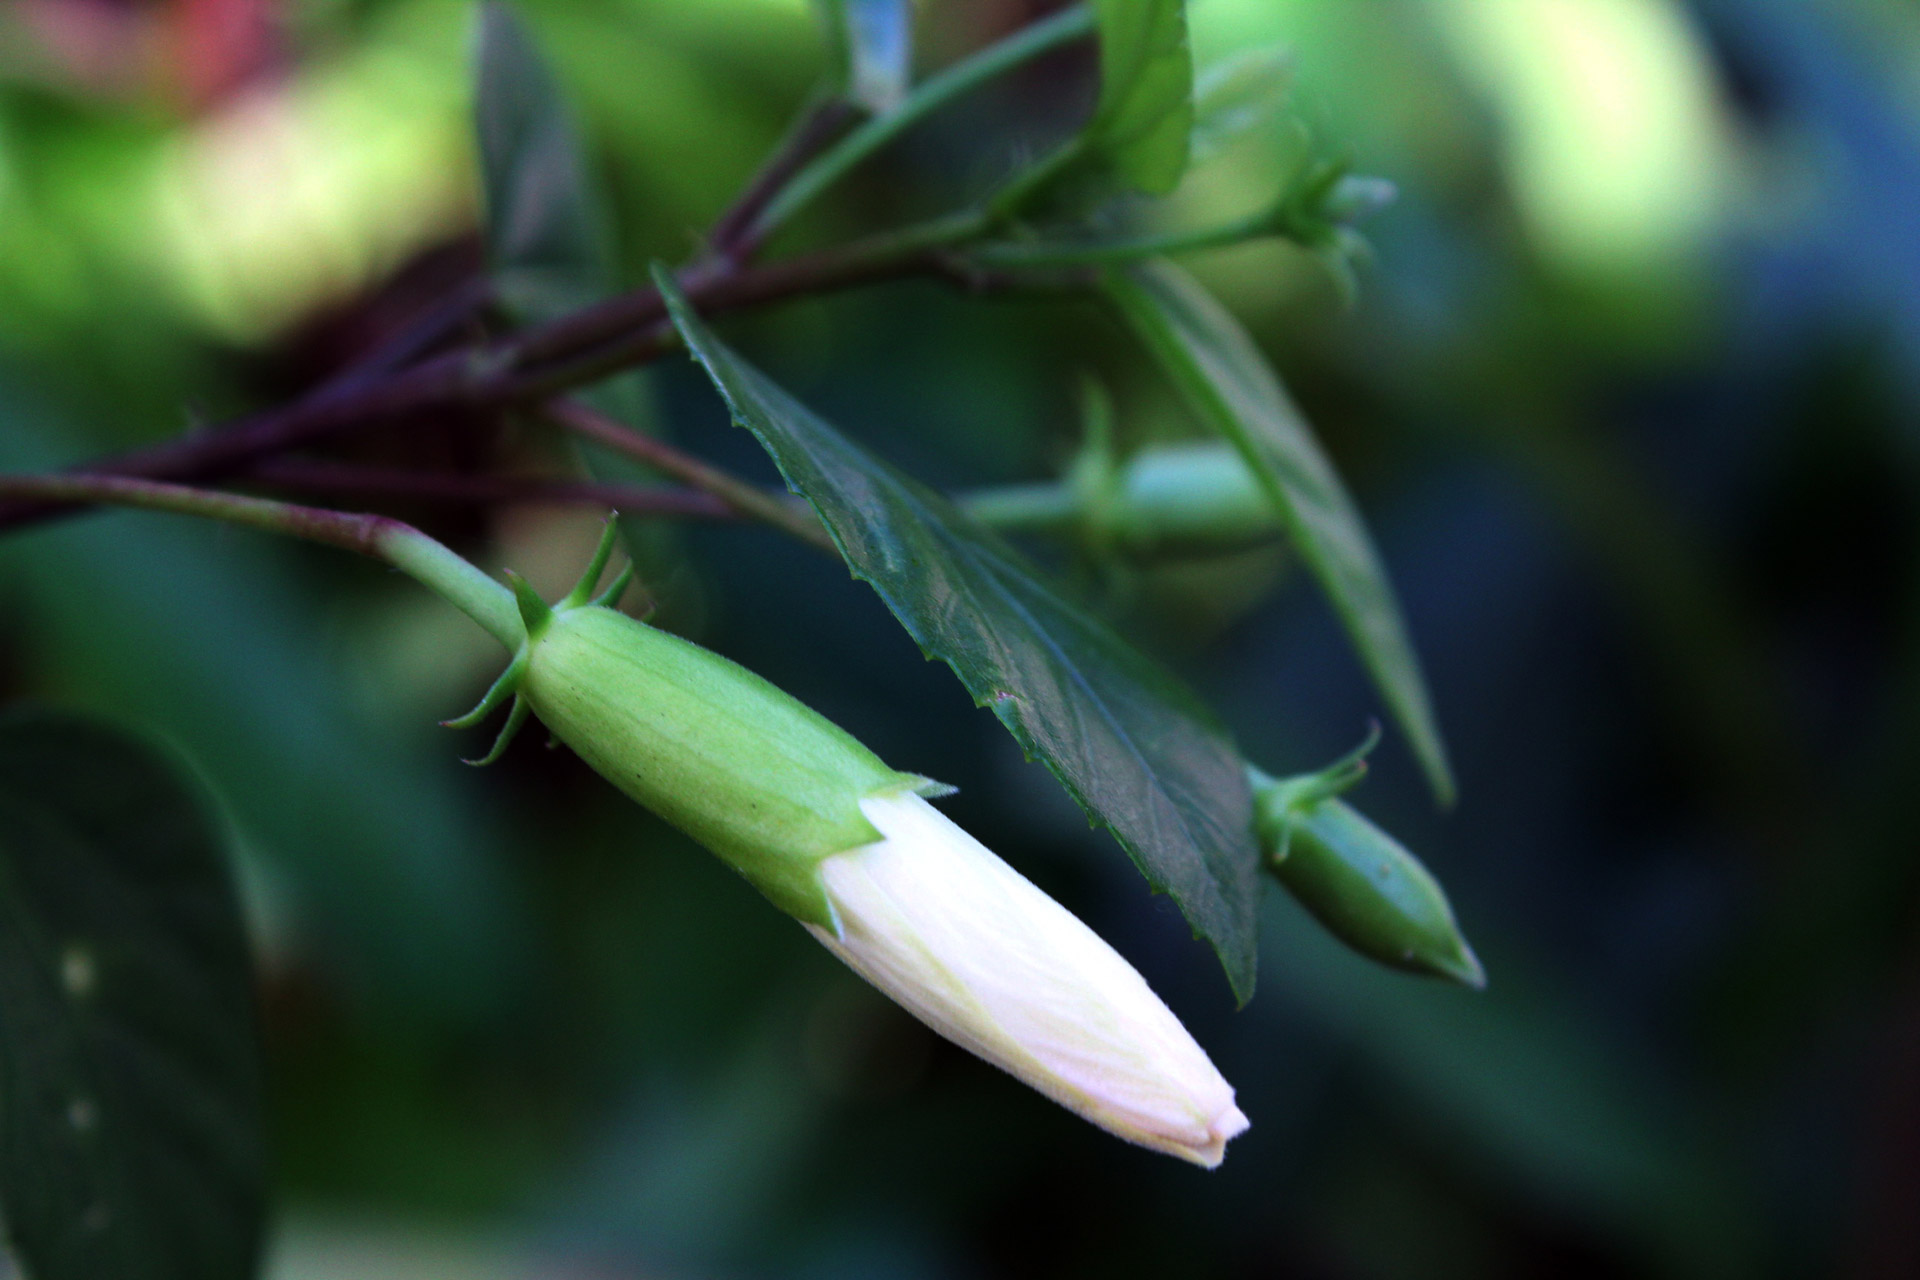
[1098,442,1283,555]
[486,554,1247,1163]
[810,788,1249,1167]
[1251,763,1484,989]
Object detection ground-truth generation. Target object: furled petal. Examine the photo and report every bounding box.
[806,789,1249,1167]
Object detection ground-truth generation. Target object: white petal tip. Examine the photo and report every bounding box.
[1169,1101,1251,1169]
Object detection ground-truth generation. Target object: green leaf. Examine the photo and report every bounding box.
[0,711,265,1280]
[657,273,1261,1002]
[474,2,609,320]
[815,0,913,114]
[1104,259,1455,803]
[1089,0,1194,194]
[1189,45,1294,167]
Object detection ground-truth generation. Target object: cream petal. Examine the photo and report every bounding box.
[804,790,1248,1167]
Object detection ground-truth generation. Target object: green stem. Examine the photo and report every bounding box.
[377,528,523,648]
[749,4,1095,243]
[983,136,1090,223]
[959,481,1082,532]
[966,206,1283,270]
[0,473,522,648]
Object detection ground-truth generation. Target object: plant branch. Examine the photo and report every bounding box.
[0,7,1096,540]
[327,276,495,393]
[965,206,1285,269]
[747,4,1095,246]
[0,216,987,538]
[706,95,863,264]
[246,460,734,520]
[0,472,521,646]
[548,400,833,552]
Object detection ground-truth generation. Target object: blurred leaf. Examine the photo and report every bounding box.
[0,711,265,1280]
[815,0,913,115]
[1105,259,1454,804]
[660,274,1261,1002]
[1262,894,1762,1279]
[1089,0,1195,194]
[541,1015,825,1266]
[0,409,527,1019]
[473,1,675,585]
[474,2,608,319]
[1189,45,1295,167]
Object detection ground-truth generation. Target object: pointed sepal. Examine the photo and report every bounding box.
[1261,721,1380,824]
[561,518,624,610]
[441,647,531,730]
[507,570,554,640]
[589,560,637,610]
[464,693,533,767]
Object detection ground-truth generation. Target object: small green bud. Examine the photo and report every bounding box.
[520,604,921,927]
[1251,763,1484,989]
[1108,443,1282,554]
[1063,383,1281,557]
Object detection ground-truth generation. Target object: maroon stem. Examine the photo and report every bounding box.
[246,460,735,520]
[326,277,494,393]
[0,472,396,558]
[0,227,947,537]
[551,400,833,551]
[705,97,862,265]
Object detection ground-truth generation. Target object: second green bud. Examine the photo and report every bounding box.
[1251,765,1484,989]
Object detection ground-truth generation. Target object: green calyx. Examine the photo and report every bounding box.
[1250,731,1485,990]
[444,520,637,767]
[449,519,928,931]
[1257,722,1379,862]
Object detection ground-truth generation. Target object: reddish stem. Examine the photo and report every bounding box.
[246,459,734,520]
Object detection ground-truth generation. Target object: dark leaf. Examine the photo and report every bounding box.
[474,2,608,319]
[659,273,1261,1002]
[0,711,265,1280]
[1105,259,1455,803]
[473,3,672,576]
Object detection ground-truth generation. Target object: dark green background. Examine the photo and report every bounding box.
[2,1,1916,1276]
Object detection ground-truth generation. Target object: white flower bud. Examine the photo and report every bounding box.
[807,788,1250,1168]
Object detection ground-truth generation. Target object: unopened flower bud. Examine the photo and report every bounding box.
[1250,756,1484,989]
[1098,442,1283,555]
[475,541,1248,1164]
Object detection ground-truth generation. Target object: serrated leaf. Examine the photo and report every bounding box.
[1104,259,1455,803]
[658,272,1260,1002]
[1189,45,1294,167]
[1089,0,1194,194]
[815,0,913,114]
[0,711,265,1280]
[474,2,609,319]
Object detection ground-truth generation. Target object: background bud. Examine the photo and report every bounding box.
[1100,442,1284,555]
[1255,788,1486,990]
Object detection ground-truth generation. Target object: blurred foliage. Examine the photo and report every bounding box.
[3,0,1920,1277]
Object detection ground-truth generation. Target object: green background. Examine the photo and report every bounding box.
[3,1,1917,1275]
